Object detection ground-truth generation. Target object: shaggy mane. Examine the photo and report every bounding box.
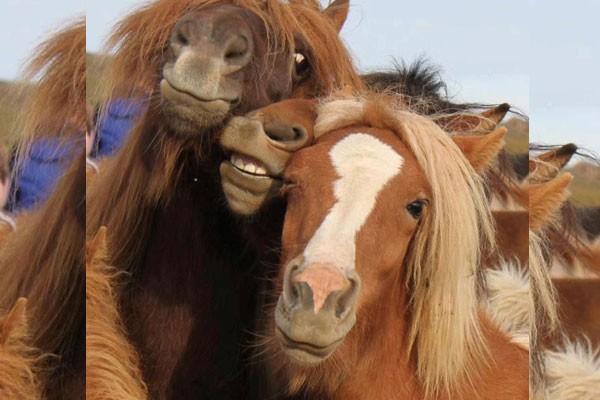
[315,93,496,397]
[0,16,86,397]
[14,17,85,143]
[86,227,148,400]
[0,298,43,400]
[0,154,85,396]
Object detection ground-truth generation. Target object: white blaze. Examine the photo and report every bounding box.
[303,133,403,272]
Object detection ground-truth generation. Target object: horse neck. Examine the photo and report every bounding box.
[343,277,421,397]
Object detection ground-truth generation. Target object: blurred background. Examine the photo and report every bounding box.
[0,0,597,204]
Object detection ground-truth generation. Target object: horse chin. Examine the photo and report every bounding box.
[275,327,343,366]
[160,81,232,135]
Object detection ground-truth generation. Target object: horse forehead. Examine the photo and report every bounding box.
[327,132,404,211]
[301,132,404,268]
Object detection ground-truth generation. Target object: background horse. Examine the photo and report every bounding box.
[86,1,365,398]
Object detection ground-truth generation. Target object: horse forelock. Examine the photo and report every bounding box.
[314,92,496,397]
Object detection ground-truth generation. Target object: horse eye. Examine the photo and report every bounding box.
[293,51,310,79]
[406,200,426,219]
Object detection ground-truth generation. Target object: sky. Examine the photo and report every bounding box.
[0,0,598,156]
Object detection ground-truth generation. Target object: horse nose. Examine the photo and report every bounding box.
[170,12,254,74]
[283,259,360,318]
[263,121,310,151]
[221,31,252,72]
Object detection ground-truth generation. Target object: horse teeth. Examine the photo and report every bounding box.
[231,155,244,170]
[230,153,268,176]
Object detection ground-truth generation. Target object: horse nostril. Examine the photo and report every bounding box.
[177,32,189,46]
[335,272,360,319]
[292,126,308,142]
[283,258,303,307]
[224,34,250,61]
[264,123,308,145]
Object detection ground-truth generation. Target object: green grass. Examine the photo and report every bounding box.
[0,80,31,147]
[567,162,600,206]
[502,117,528,154]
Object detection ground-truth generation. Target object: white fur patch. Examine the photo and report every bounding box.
[484,261,530,349]
[544,340,600,400]
[303,133,403,273]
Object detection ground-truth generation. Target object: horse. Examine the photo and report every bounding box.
[0,298,42,400]
[526,143,600,277]
[250,92,527,399]
[219,92,564,397]
[526,174,600,399]
[0,18,85,399]
[86,227,148,400]
[86,1,365,398]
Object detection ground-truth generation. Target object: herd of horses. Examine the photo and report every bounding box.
[0,0,598,399]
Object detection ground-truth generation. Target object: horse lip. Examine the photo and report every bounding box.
[160,79,235,111]
[275,327,344,360]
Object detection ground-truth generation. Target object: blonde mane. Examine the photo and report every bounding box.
[315,93,496,397]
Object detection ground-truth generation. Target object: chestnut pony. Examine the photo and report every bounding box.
[257,94,527,399]
[86,1,363,398]
[0,18,85,399]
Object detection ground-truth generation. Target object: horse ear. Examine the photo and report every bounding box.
[529,143,577,183]
[529,173,573,231]
[438,103,510,134]
[87,226,108,265]
[0,298,28,344]
[323,0,350,32]
[452,127,506,173]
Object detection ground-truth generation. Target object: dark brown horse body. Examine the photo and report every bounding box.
[86,1,363,398]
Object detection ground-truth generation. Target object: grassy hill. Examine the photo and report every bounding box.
[86,52,108,106]
[567,161,600,206]
[0,80,31,146]
[502,117,528,154]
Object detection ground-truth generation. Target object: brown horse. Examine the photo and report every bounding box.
[0,18,85,399]
[86,1,364,398]
[256,93,526,399]
[528,175,600,399]
[0,298,42,400]
[86,227,147,400]
[218,92,550,396]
